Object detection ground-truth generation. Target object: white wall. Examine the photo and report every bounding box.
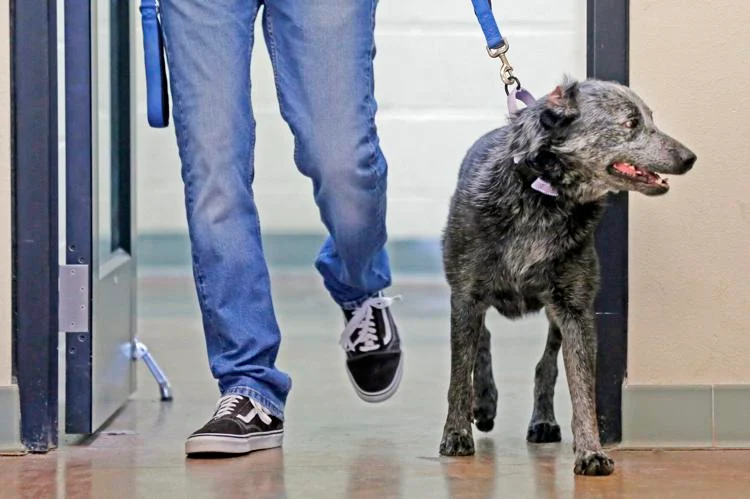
[0,0,12,387]
[136,1,586,238]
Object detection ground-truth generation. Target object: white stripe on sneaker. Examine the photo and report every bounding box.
[185,430,283,455]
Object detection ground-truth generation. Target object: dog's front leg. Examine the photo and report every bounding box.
[439,293,484,456]
[548,304,615,476]
[473,325,498,432]
[527,316,562,443]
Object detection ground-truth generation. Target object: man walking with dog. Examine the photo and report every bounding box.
[158,0,404,456]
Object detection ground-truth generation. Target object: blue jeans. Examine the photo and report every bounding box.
[160,0,391,419]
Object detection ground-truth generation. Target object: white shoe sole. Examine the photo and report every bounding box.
[185,430,283,455]
[347,352,404,403]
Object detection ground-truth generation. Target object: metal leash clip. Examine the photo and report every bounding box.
[486,40,521,94]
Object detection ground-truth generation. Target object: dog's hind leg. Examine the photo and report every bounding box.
[473,325,498,432]
[548,303,614,476]
[440,293,484,456]
[527,315,562,443]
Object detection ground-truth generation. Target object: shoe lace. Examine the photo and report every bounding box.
[339,295,400,353]
[212,395,272,425]
[213,395,243,418]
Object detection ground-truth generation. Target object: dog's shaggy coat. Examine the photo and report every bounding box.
[439,79,696,476]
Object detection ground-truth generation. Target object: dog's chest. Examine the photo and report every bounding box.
[499,199,602,274]
[498,218,570,277]
[479,220,581,317]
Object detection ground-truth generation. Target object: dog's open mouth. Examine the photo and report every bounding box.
[609,162,669,188]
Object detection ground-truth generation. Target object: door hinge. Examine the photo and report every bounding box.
[59,264,90,333]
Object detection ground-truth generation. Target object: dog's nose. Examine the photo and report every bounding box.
[680,150,697,172]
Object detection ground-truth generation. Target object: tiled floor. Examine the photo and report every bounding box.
[2,271,750,498]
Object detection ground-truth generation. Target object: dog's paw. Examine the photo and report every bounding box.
[473,381,498,431]
[474,417,494,433]
[473,405,495,433]
[439,428,475,456]
[574,450,615,476]
[526,421,561,443]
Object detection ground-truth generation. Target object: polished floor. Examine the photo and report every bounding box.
[2,271,750,498]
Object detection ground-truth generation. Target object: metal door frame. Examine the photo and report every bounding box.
[12,0,60,452]
[12,0,138,448]
[588,0,629,445]
[62,0,94,434]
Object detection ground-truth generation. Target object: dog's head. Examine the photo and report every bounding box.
[513,79,696,199]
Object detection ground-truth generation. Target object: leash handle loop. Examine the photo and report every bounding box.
[140,0,170,128]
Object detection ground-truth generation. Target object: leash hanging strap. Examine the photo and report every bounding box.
[140,0,170,128]
[471,0,504,49]
[472,1,548,192]
[469,1,538,112]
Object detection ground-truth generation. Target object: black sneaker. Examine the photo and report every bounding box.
[185,395,283,456]
[339,293,404,403]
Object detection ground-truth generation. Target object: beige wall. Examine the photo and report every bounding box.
[629,0,750,385]
[0,0,11,387]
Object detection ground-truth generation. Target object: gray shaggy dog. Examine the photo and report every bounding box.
[439,79,696,476]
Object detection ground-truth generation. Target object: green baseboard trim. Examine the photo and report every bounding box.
[137,232,443,276]
[622,384,712,448]
[622,383,750,449]
[714,386,750,447]
[0,385,25,454]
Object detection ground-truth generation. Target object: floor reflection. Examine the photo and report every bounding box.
[3,274,750,498]
[344,439,403,499]
[440,438,498,498]
[528,442,564,499]
[186,448,287,499]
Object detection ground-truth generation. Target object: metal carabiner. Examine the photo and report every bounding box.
[486,40,516,86]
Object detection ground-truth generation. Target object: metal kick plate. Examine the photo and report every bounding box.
[59,264,90,333]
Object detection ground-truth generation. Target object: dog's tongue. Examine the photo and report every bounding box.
[613,162,638,174]
[614,162,669,186]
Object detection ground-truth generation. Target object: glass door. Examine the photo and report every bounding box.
[63,0,137,434]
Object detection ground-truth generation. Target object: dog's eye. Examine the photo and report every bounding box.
[624,118,639,129]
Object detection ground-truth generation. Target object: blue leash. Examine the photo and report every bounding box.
[470,0,536,109]
[472,1,554,195]
[471,0,504,50]
[140,0,169,128]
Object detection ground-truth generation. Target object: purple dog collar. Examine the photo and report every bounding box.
[507,87,536,114]
[531,177,559,197]
[513,156,559,197]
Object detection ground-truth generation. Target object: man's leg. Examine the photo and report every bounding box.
[262,0,402,402]
[160,0,291,454]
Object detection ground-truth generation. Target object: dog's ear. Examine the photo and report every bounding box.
[540,81,579,130]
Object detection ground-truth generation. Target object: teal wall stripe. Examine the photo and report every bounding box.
[137,233,443,275]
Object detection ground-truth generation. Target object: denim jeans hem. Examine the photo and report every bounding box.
[222,385,286,420]
[340,292,383,310]
[317,252,392,308]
